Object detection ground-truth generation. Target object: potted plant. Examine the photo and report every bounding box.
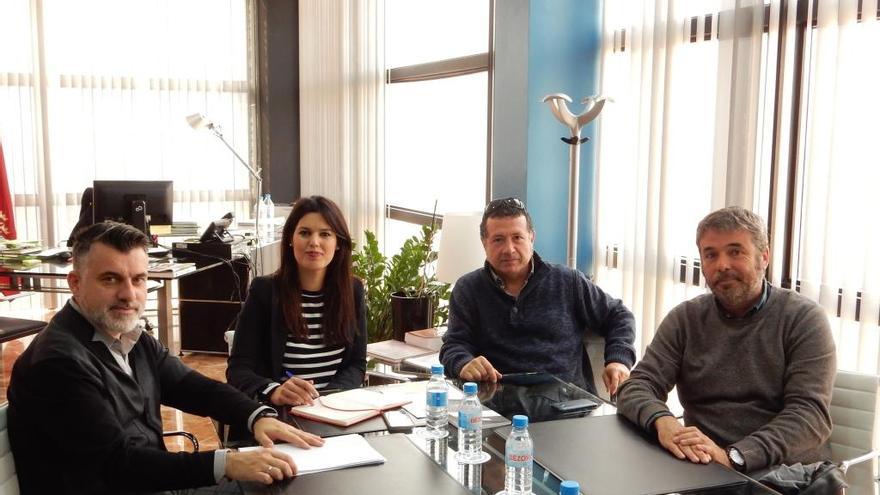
[353,219,450,343]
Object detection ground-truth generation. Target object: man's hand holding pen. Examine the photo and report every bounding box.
[269,371,321,406]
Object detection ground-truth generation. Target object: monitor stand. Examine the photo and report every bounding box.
[129,200,153,243]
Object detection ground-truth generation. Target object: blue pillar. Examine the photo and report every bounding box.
[492,0,602,275]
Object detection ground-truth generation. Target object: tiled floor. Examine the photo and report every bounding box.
[0,333,229,453]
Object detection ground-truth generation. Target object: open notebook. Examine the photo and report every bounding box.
[240,434,385,475]
[290,388,411,427]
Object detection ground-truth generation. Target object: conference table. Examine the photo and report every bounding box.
[240,374,782,495]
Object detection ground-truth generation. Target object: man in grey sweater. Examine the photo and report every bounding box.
[617,206,836,474]
[440,197,636,396]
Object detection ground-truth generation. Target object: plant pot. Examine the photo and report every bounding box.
[390,292,434,341]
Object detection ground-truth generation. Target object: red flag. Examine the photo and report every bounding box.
[0,142,18,297]
[0,142,16,240]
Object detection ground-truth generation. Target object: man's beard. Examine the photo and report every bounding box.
[710,269,762,309]
[85,303,144,335]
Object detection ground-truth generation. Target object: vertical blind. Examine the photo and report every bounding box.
[0,0,255,246]
[598,0,880,373]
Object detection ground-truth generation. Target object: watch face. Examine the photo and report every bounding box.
[728,447,745,466]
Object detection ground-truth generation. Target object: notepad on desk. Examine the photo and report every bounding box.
[240,434,385,475]
[290,388,411,427]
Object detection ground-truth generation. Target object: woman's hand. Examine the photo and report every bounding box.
[270,377,320,406]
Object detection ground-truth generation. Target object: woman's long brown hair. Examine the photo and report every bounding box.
[275,196,356,344]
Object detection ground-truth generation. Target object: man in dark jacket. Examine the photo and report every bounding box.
[8,221,324,494]
[439,197,636,396]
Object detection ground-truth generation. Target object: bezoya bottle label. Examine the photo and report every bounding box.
[427,390,447,407]
[458,411,481,430]
[506,451,532,469]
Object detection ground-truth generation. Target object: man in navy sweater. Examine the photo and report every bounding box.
[439,198,636,396]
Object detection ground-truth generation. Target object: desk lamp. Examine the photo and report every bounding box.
[186,113,265,268]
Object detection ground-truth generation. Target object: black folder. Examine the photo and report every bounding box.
[496,414,748,495]
[242,434,471,495]
[291,415,389,438]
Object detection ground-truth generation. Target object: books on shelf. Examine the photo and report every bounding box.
[290,388,411,427]
[240,434,385,475]
[404,327,444,351]
[366,339,436,365]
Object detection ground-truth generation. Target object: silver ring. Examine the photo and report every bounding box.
[267,465,275,472]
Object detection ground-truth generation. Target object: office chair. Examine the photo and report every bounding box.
[66,187,94,247]
[830,370,880,494]
[0,404,19,495]
[582,328,608,401]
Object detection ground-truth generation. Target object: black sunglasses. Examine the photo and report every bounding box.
[484,197,526,215]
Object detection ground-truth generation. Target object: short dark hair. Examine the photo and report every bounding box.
[696,206,769,253]
[479,197,534,239]
[71,221,150,269]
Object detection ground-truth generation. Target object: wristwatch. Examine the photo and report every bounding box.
[727,446,746,472]
[255,408,279,419]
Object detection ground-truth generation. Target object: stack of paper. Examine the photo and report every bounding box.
[404,327,444,351]
[367,339,436,365]
[241,434,385,475]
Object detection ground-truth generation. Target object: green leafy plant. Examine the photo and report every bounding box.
[353,221,451,343]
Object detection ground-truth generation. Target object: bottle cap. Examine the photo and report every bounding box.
[512,415,528,428]
[463,382,478,394]
[431,364,444,375]
[560,480,580,495]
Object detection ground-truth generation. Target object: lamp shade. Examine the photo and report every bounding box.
[185,113,212,130]
[436,212,485,284]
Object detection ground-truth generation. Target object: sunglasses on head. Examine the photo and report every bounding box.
[484,197,526,215]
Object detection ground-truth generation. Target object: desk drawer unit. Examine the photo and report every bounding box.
[178,258,249,354]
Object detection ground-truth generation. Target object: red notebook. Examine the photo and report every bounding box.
[290,388,412,427]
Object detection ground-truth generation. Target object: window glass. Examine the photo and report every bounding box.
[386,0,490,68]
[386,72,488,215]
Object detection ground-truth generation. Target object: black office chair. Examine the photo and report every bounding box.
[0,317,46,344]
[66,187,93,247]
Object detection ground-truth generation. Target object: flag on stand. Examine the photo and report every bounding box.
[0,142,16,240]
[0,142,19,297]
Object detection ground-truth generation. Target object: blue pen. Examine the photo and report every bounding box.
[284,370,319,401]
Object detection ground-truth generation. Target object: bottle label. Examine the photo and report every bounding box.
[458,411,481,430]
[506,452,533,469]
[427,391,447,407]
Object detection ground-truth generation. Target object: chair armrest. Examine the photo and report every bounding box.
[163,430,200,452]
[839,450,879,473]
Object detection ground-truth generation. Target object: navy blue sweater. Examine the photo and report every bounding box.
[440,253,636,390]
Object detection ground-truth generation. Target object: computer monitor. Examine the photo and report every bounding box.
[92,180,173,236]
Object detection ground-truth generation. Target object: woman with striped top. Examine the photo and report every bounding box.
[227,196,366,407]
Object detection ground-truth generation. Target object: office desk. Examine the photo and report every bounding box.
[248,375,780,495]
[0,260,212,355]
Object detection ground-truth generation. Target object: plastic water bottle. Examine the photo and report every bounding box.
[456,382,489,464]
[253,195,263,238]
[559,480,579,495]
[425,364,449,438]
[260,193,274,240]
[503,415,533,495]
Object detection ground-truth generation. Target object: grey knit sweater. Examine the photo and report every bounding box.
[440,253,636,391]
[617,286,836,472]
